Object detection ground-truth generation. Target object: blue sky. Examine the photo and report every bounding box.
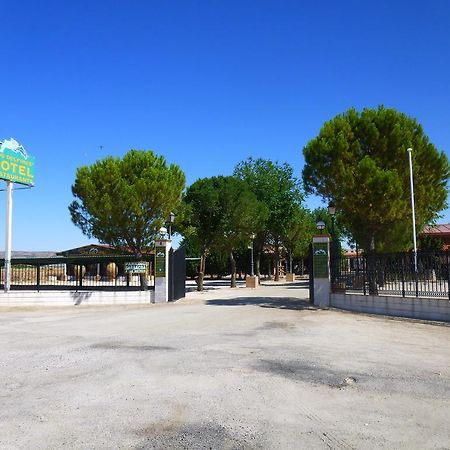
[1,0,450,251]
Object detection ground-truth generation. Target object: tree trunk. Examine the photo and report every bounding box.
[274,243,280,282]
[139,273,149,290]
[267,258,272,280]
[230,251,237,288]
[197,253,206,291]
[136,253,148,291]
[255,254,261,278]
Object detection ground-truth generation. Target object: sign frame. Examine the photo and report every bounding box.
[0,138,35,186]
[124,261,148,274]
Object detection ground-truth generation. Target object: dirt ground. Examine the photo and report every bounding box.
[0,281,449,449]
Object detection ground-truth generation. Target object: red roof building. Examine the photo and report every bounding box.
[420,224,450,250]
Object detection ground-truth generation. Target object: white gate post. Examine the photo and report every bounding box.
[154,237,171,303]
[312,235,331,307]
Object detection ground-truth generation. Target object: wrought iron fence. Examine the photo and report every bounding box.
[331,250,450,299]
[0,255,155,291]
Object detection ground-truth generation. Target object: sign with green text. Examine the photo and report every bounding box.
[155,246,166,278]
[313,242,329,278]
[0,138,35,186]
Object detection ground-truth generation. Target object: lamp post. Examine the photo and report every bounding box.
[168,212,175,239]
[328,203,337,284]
[407,148,418,273]
[327,203,336,236]
[316,220,325,234]
[250,233,256,277]
[158,226,168,240]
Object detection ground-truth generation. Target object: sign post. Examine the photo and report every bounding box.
[0,138,35,292]
[4,181,13,291]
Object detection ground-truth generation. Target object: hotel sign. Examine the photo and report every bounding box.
[0,138,35,186]
[313,242,329,278]
[155,246,166,277]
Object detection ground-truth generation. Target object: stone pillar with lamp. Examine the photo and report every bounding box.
[154,226,171,303]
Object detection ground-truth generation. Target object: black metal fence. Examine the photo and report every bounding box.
[331,250,450,299]
[0,255,155,291]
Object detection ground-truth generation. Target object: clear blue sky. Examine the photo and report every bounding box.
[1,0,450,251]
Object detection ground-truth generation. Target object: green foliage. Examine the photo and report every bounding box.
[234,158,304,243]
[283,206,317,259]
[182,175,268,287]
[206,250,229,278]
[303,106,450,252]
[180,235,202,278]
[234,158,305,279]
[183,175,268,255]
[69,150,185,254]
[418,234,444,253]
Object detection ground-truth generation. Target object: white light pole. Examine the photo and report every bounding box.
[4,181,13,292]
[407,148,418,273]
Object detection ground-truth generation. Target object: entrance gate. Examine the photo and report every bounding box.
[168,246,186,301]
[308,243,314,304]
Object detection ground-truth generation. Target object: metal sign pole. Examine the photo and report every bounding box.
[4,180,13,292]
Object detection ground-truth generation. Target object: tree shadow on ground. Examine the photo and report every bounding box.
[206,297,315,311]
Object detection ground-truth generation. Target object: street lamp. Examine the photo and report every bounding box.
[316,220,325,234]
[328,202,336,237]
[169,212,175,239]
[158,226,168,240]
[328,202,337,284]
[250,233,256,277]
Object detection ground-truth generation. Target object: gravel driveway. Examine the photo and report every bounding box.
[0,282,449,449]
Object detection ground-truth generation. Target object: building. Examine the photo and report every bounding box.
[420,224,450,250]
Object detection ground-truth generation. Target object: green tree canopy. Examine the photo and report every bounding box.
[69,149,185,254]
[182,175,268,288]
[234,158,304,279]
[302,106,450,252]
[283,206,317,259]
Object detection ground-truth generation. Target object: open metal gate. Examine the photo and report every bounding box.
[168,246,186,301]
[308,243,314,304]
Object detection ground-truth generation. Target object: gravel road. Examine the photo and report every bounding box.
[0,281,449,449]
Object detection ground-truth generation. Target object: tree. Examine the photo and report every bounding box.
[282,206,316,273]
[302,106,450,253]
[418,234,444,253]
[69,149,185,255]
[182,176,267,289]
[234,158,304,280]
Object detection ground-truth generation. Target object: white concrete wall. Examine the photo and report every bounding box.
[331,293,450,322]
[314,278,331,307]
[0,290,154,307]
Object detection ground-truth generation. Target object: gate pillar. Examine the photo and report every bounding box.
[312,235,331,307]
[154,237,171,303]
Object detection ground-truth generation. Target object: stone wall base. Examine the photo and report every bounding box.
[331,293,450,322]
[0,290,155,307]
